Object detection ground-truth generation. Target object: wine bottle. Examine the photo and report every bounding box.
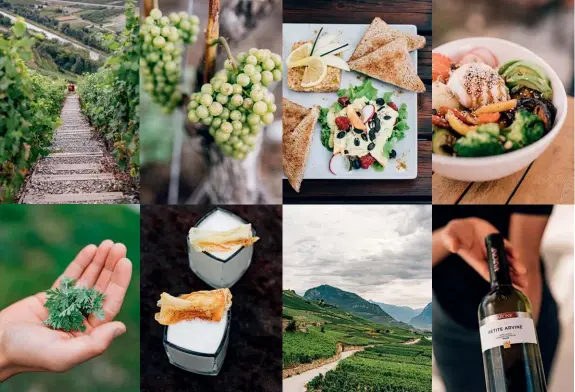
[478,233,547,392]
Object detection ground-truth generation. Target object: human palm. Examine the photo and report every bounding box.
[0,240,132,378]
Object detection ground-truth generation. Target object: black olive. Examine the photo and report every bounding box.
[344,149,349,154]
[352,159,361,169]
[361,133,368,142]
[368,143,375,151]
[384,115,391,120]
[354,128,363,134]
[337,131,346,139]
[432,109,437,115]
[376,98,384,106]
[389,149,397,159]
[374,118,381,131]
[354,138,360,146]
[369,130,376,141]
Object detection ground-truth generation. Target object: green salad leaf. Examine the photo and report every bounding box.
[337,79,378,101]
[319,107,333,151]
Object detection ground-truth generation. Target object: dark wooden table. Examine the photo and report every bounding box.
[140,205,282,392]
[283,0,432,204]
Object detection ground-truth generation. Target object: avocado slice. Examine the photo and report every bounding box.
[499,60,553,100]
[432,126,456,156]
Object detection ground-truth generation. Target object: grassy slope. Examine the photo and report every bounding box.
[283,290,424,368]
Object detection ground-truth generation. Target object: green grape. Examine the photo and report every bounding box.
[216,93,228,105]
[209,102,223,116]
[215,131,230,143]
[246,55,258,65]
[262,112,274,124]
[247,113,260,126]
[250,89,264,102]
[236,73,250,87]
[261,71,274,86]
[230,110,242,121]
[186,46,283,160]
[141,8,200,112]
[250,73,262,83]
[230,94,243,107]
[220,83,233,96]
[244,64,256,76]
[253,101,268,115]
[201,84,213,95]
[196,105,209,118]
[221,122,233,134]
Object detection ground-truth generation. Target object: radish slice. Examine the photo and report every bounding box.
[469,47,498,68]
[459,47,498,68]
[329,154,349,175]
[361,104,375,123]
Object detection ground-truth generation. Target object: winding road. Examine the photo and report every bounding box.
[283,349,363,392]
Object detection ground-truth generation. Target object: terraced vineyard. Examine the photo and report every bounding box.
[307,341,432,391]
[283,290,431,391]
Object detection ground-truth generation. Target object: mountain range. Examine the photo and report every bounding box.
[370,301,423,323]
[303,285,414,329]
[409,302,432,330]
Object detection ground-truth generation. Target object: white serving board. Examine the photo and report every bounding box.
[283,23,419,180]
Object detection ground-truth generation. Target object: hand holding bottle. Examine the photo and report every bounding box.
[440,217,528,291]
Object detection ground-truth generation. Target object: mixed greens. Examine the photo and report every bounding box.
[319,79,409,172]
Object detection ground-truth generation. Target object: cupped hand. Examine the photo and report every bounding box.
[440,217,527,290]
[0,240,132,379]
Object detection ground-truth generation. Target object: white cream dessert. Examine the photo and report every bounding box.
[447,62,509,109]
[167,311,228,354]
[188,209,257,288]
[158,289,232,374]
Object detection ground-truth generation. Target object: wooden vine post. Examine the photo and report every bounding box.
[142,0,153,18]
[203,0,220,84]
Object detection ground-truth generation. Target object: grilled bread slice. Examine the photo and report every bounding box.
[349,38,425,93]
[155,289,232,325]
[288,41,341,92]
[283,98,309,132]
[283,103,320,192]
[349,17,426,62]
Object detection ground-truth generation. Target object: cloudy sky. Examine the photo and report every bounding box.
[283,205,431,309]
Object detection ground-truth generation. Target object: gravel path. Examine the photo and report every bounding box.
[19,93,135,204]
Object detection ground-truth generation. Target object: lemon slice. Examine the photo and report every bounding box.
[299,56,327,87]
[287,43,312,68]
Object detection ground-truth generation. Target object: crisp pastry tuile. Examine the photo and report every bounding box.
[189,224,259,252]
[155,288,232,325]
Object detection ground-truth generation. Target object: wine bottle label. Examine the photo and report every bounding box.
[479,312,537,352]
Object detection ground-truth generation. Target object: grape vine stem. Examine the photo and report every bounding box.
[210,37,237,71]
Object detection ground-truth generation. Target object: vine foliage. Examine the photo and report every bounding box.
[77,0,140,177]
[0,19,65,202]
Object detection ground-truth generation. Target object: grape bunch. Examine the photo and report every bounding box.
[140,8,199,113]
[187,48,282,160]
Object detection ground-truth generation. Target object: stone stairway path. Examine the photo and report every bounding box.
[19,93,133,204]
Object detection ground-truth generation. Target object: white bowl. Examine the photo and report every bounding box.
[432,37,568,182]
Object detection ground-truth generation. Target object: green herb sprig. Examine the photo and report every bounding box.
[43,277,105,332]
